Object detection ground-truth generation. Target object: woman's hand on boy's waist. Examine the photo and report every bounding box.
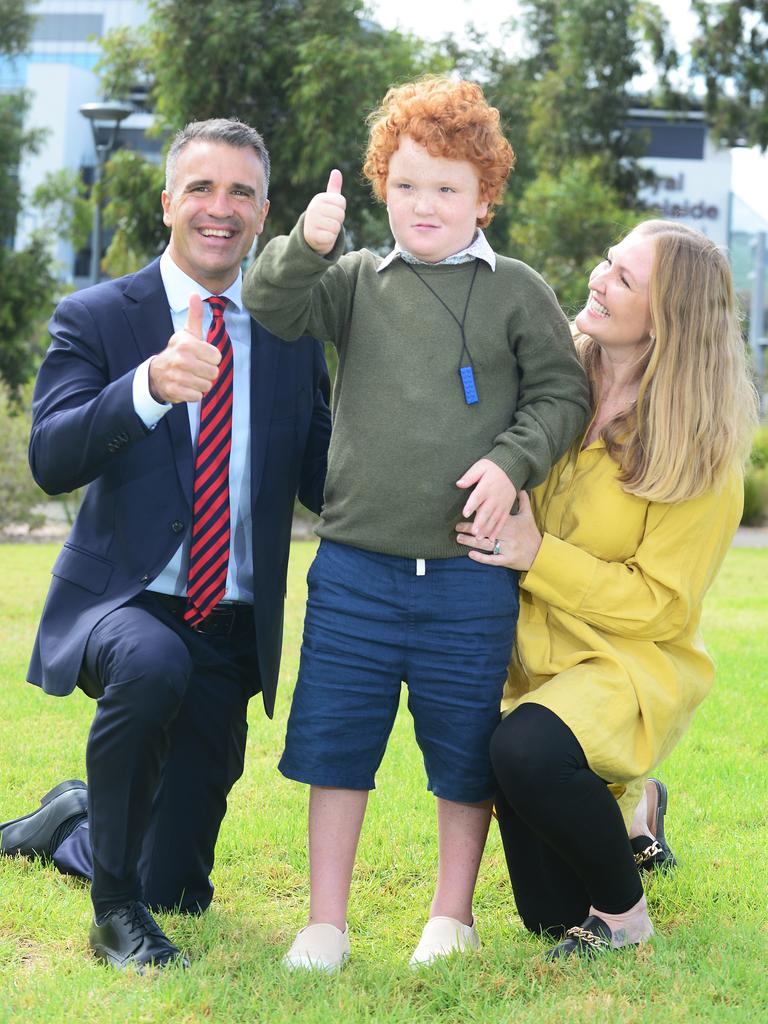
[456,489,542,571]
[456,458,518,542]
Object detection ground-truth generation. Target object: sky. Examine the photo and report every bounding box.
[369,0,698,62]
[368,0,768,226]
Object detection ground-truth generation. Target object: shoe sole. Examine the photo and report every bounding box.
[90,944,189,972]
[282,953,349,973]
[0,780,87,831]
[650,778,667,843]
[646,778,677,870]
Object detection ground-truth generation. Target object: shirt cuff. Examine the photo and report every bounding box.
[133,357,171,429]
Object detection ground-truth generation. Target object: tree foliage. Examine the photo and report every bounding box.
[90,0,768,312]
[0,235,57,402]
[0,3,58,398]
[100,151,166,277]
[0,0,36,58]
[498,1,664,203]
[470,0,668,303]
[691,0,768,148]
[0,383,46,531]
[508,158,645,314]
[32,169,92,255]
[0,92,43,241]
[96,0,443,268]
[523,0,649,204]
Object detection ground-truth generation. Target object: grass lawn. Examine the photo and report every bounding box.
[0,543,766,1023]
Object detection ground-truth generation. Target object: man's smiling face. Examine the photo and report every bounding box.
[161,139,269,292]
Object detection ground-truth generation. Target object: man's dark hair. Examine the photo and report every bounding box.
[165,118,270,200]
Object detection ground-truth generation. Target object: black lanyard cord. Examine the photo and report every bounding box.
[403,259,481,404]
[403,259,479,366]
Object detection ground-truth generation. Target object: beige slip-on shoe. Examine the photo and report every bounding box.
[409,915,480,966]
[283,922,350,972]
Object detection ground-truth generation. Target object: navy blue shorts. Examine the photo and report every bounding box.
[279,540,519,803]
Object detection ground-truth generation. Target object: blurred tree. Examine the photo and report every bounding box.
[691,0,768,148]
[0,383,46,531]
[92,0,761,315]
[95,0,443,269]
[512,0,657,203]
[0,0,58,399]
[467,0,672,303]
[32,169,92,255]
[0,0,35,56]
[508,157,645,314]
[100,151,166,277]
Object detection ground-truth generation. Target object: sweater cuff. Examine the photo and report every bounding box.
[522,532,594,611]
[485,446,529,492]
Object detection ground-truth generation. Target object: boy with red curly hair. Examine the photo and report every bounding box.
[243,76,589,970]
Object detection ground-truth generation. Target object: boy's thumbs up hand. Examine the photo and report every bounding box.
[304,168,347,256]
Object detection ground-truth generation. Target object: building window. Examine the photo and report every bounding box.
[630,120,706,161]
[32,14,104,42]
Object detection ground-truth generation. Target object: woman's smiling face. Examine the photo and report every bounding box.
[574,231,655,355]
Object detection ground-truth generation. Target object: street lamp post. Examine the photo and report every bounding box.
[78,101,133,285]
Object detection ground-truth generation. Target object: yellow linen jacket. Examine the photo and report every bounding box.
[503,438,743,813]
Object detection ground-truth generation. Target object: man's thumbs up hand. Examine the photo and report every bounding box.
[148,293,222,404]
[304,168,347,255]
[184,291,205,340]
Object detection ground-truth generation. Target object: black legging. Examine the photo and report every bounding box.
[490,703,644,939]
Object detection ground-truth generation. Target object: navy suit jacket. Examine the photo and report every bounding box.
[27,258,330,718]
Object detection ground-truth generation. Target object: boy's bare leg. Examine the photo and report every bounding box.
[307,785,368,930]
[429,797,493,924]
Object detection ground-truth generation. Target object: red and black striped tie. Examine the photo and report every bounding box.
[184,296,234,627]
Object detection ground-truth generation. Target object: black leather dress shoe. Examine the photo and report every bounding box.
[545,915,616,959]
[632,778,677,873]
[89,901,189,971]
[0,780,87,859]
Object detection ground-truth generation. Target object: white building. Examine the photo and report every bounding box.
[629,109,732,248]
[2,0,153,284]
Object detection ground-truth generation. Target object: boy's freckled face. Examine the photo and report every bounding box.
[385,136,489,264]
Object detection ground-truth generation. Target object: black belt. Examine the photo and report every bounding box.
[151,592,254,637]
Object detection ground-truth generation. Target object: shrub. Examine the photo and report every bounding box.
[742,425,768,526]
[749,425,768,470]
[0,384,46,532]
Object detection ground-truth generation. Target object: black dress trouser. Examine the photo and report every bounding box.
[490,703,644,938]
[80,592,256,919]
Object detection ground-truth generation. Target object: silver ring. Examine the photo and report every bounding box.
[493,540,502,556]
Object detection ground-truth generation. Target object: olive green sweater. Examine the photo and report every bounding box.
[243,219,590,558]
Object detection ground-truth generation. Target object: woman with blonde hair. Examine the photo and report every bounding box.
[457,219,758,957]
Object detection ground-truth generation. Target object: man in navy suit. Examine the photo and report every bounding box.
[0,119,330,970]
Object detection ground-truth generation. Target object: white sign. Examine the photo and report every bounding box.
[639,138,731,247]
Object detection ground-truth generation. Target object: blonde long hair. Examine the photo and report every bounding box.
[575,220,759,503]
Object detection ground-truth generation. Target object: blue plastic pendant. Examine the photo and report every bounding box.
[460,366,478,405]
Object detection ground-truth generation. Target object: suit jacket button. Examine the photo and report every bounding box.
[140,574,150,583]
[171,520,184,533]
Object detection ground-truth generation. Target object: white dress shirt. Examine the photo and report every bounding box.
[376,228,497,273]
[132,249,255,604]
